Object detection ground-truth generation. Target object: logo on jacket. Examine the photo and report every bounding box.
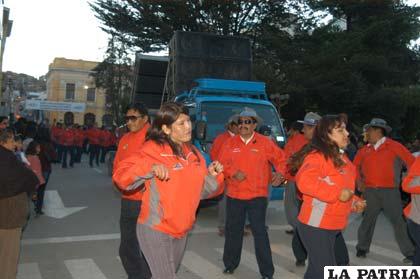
[319,176,335,186]
[172,163,184,170]
[232,148,241,153]
[251,148,259,153]
[123,144,128,150]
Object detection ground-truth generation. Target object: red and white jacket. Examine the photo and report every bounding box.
[297,151,362,230]
[402,157,420,225]
[113,141,224,238]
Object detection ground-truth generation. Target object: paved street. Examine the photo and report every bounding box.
[17,159,410,279]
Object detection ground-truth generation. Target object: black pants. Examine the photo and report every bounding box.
[89,144,100,166]
[297,221,340,279]
[74,146,83,163]
[100,146,108,163]
[62,146,74,168]
[223,197,274,278]
[56,144,64,163]
[120,199,151,279]
[407,219,420,266]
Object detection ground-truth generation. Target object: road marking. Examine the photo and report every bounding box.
[94,168,103,174]
[44,190,86,219]
[17,263,42,279]
[22,225,293,245]
[346,240,404,262]
[215,248,300,279]
[65,258,107,279]
[182,251,234,279]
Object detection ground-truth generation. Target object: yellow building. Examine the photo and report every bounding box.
[45,58,108,126]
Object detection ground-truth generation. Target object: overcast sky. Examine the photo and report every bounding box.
[3,0,109,78]
[3,0,420,79]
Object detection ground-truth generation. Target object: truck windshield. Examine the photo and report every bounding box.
[200,102,286,145]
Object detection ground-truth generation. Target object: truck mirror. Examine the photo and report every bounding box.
[195,120,207,141]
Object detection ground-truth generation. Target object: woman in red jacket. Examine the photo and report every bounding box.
[289,114,366,279]
[402,156,420,265]
[113,102,224,279]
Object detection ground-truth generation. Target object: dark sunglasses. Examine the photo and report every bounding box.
[238,119,256,125]
[124,115,143,122]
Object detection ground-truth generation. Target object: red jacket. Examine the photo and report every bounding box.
[73,129,86,147]
[51,126,63,144]
[61,128,75,146]
[113,124,150,201]
[210,131,235,161]
[113,141,224,238]
[284,133,308,181]
[86,128,101,145]
[402,157,420,224]
[219,133,286,200]
[354,138,414,188]
[297,152,360,230]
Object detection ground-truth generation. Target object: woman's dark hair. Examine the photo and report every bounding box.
[289,114,348,176]
[146,102,197,159]
[26,140,40,155]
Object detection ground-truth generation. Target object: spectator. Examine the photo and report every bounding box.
[0,128,39,279]
[0,116,8,130]
[26,141,46,216]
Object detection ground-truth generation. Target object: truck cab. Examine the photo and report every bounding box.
[175,78,287,201]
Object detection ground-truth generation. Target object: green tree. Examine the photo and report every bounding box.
[91,37,133,126]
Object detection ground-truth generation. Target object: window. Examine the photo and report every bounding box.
[87,88,96,102]
[65,83,75,100]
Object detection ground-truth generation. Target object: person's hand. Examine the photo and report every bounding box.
[338,188,354,202]
[271,172,285,187]
[151,164,170,181]
[208,161,223,176]
[232,170,246,182]
[352,200,367,213]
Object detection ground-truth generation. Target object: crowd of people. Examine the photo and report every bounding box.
[1,101,420,279]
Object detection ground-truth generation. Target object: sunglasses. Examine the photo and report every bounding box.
[238,119,256,125]
[124,115,143,122]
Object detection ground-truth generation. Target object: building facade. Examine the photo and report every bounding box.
[45,58,108,126]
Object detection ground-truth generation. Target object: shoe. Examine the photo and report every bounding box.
[295,259,305,267]
[261,276,273,279]
[403,256,414,263]
[285,229,294,235]
[356,249,367,258]
[223,268,235,274]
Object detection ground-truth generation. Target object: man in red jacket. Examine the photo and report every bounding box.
[354,118,415,262]
[113,103,151,279]
[219,107,286,279]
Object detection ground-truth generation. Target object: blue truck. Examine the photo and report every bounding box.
[132,31,287,200]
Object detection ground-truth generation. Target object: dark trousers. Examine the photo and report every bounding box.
[35,171,50,213]
[62,146,74,168]
[100,146,108,163]
[120,199,151,279]
[297,221,340,279]
[292,228,349,265]
[407,219,420,266]
[56,143,64,163]
[74,146,83,163]
[223,197,274,278]
[89,144,100,166]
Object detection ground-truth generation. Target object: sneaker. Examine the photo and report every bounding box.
[403,256,414,263]
[356,249,367,258]
[285,229,294,235]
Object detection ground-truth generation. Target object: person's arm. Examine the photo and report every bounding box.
[295,154,342,203]
[353,149,366,192]
[394,141,415,168]
[266,139,287,175]
[217,140,239,179]
[402,158,420,194]
[112,151,154,191]
[0,155,39,198]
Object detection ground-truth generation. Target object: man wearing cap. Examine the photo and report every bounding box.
[354,118,415,261]
[284,113,320,266]
[219,107,286,279]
